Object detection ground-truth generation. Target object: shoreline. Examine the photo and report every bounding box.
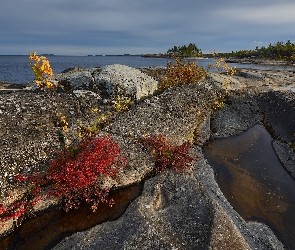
[225,57,295,67]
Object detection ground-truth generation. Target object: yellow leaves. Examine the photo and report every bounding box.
[208,55,236,91]
[91,107,99,113]
[29,52,69,134]
[213,57,236,77]
[58,114,68,132]
[211,98,225,111]
[159,57,208,93]
[60,116,69,132]
[46,79,55,89]
[78,114,110,138]
[29,52,55,90]
[113,95,132,112]
[40,59,53,77]
[29,52,39,63]
[35,80,42,88]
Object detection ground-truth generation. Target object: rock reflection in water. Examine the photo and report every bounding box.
[204,124,295,249]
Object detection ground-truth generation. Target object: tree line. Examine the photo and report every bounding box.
[218,40,295,62]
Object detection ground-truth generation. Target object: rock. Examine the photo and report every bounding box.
[53,64,159,101]
[273,140,295,179]
[208,201,251,249]
[54,155,284,250]
[1,65,295,249]
[259,90,295,143]
[0,82,26,90]
[54,67,99,92]
[53,170,213,250]
[235,69,265,80]
[233,68,295,92]
[0,91,103,203]
[105,81,221,144]
[94,64,158,100]
[210,91,263,139]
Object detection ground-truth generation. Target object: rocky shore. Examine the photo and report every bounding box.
[0,64,295,249]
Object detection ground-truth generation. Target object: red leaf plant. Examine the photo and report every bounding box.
[141,135,196,173]
[0,135,126,225]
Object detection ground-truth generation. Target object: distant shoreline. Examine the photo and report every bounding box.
[225,57,295,67]
[141,54,209,59]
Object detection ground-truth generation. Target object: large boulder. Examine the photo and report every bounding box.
[94,64,158,100]
[53,65,159,101]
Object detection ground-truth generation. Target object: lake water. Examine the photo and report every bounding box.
[0,55,173,84]
[1,55,293,84]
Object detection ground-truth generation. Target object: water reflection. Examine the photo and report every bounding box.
[204,124,295,249]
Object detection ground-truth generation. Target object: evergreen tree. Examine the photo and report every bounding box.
[166,43,201,57]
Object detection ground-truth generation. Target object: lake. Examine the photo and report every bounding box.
[0,55,177,84]
[0,55,294,84]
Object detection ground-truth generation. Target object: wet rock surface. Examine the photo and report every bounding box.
[203,124,295,249]
[0,64,295,249]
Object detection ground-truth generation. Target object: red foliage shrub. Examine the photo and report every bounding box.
[0,135,126,224]
[47,136,126,211]
[141,135,196,173]
[0,200,27,226]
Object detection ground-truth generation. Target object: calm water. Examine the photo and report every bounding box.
[204,124,295,249]
[0,55,207,84]
[1,55,291,84]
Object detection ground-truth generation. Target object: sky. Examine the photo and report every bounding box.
[1,0,295,55]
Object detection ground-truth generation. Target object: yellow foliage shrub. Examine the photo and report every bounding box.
[29,52,55,90]
[159,57,208,92]
[29,52,68,133]
[113,95,132,112]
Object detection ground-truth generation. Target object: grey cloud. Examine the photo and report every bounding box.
[1,0,295,55]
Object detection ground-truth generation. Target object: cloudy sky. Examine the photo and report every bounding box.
[1,0,295,55]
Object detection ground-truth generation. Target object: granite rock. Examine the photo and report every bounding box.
[94,64,158,100]
[1,65,294,249]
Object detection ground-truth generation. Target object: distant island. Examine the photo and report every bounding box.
[142,43,205,58]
